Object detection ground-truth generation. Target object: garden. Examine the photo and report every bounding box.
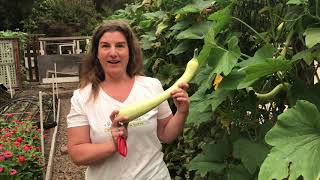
[1,0,320,179]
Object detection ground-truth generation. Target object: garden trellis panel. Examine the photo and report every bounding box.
[0,38,21,89]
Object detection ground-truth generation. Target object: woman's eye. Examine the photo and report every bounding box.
[102,44,109,48]
[116,44,125,48]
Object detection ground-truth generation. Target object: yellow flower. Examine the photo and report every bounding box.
[175,14,182,21]
[213,73,223,90]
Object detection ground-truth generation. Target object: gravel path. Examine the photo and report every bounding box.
[51,95,87,180]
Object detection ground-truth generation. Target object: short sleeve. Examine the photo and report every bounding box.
[153,79,172,120]
[67,90,89,128]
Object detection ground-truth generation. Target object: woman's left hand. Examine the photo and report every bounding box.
[171,83,190,114]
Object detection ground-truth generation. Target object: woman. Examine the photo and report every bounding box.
[67,19,189,180]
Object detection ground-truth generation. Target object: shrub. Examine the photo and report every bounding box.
[22,0,102,36]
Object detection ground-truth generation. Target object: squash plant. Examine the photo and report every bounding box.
[110,0,320,179]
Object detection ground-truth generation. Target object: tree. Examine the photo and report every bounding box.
[0,0,35,31]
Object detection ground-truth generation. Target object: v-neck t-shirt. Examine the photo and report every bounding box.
[67,76,172,180]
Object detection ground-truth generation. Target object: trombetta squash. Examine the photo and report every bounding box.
[118,49,199,122]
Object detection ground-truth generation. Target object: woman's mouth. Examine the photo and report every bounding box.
[107,60,120,64]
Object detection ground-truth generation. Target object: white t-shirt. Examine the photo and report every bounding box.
[67,76,172,180]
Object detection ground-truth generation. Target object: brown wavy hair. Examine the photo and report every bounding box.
[79,19,144,100]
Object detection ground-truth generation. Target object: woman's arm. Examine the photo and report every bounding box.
[68,111,128,166]
[67,126,116,166]
[157,83,189,144]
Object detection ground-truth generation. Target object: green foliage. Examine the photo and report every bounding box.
[22,0,102,36]
[109,0,320,179]
[0,0,34,31]
[259,100,320,180]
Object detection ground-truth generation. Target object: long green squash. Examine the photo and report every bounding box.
[118,49,199,122]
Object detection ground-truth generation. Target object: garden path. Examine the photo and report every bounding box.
[50,89,87,180]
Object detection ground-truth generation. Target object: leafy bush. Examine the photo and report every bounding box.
[22,0,102,36]
[0,115,43,179]
[109,0,320,179]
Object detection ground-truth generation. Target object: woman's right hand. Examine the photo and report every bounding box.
[109,110,129,151]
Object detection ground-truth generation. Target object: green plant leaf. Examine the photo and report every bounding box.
[176,0,215,15]
[140,32,156,50]
[143,10,165,20]
[168,41,190,55]
[225,165,252,180]
[259,100,320,180]
[237,44,276,68]
[208,3,232,34]
[304,28,320,48]
[287,0,308,5]
[176,21,212,40]
[218,70,257,90]
[208,89,232,112]
[189,142,231,175]
[240,58,292,85]
[233,138,269,174]
[169,20,190,31]
[187,107,212,124]
[198,43,213,66]
[156,21,169,36]
[190,65,213,85]
[207,36,241,75]
[156,14,169,36]
[139,20,154,29]
[292,49,313,65]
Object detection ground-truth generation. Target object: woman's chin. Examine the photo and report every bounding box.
[105,69,127,78]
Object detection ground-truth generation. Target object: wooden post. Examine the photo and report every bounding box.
[26,38,33,81]
[33,36,40,82]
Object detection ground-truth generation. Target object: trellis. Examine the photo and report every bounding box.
[0,38,21,89]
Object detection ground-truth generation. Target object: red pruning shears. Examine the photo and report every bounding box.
[117,136,127,157]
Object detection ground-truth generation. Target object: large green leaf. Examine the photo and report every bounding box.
[237,44,276,68]
[209,89,232,112]
[207,36,241,75]
[169,20,190,31]
[176,0,216,15]
[155,14,169,36]
[218,70,257,90]
[187,107,212,124]
[259,100,320,180]
[188,81,214,124]
[208,4,232,34]
[190,65,213,85]
[225,165,252,180]
[176,21,212,40]
[292,48,313,65]
[138,20,153,29]
[240,58,292,85]
[189,142,232,175]
[140,32,156,50]
[198,43,213,66]
[167,41,190,56]
[233,138,269,174]
[287,0,308,5]
[304,28,320,48]
[143,10,165,20]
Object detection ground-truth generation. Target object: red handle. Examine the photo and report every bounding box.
[117,136,127,157]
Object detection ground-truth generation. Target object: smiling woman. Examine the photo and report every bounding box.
[66,19,190,180]
[97,31,130,79]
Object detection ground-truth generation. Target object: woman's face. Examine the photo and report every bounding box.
[97,31,129,78]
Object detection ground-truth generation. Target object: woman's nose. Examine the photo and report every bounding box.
[109,46,117,57]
